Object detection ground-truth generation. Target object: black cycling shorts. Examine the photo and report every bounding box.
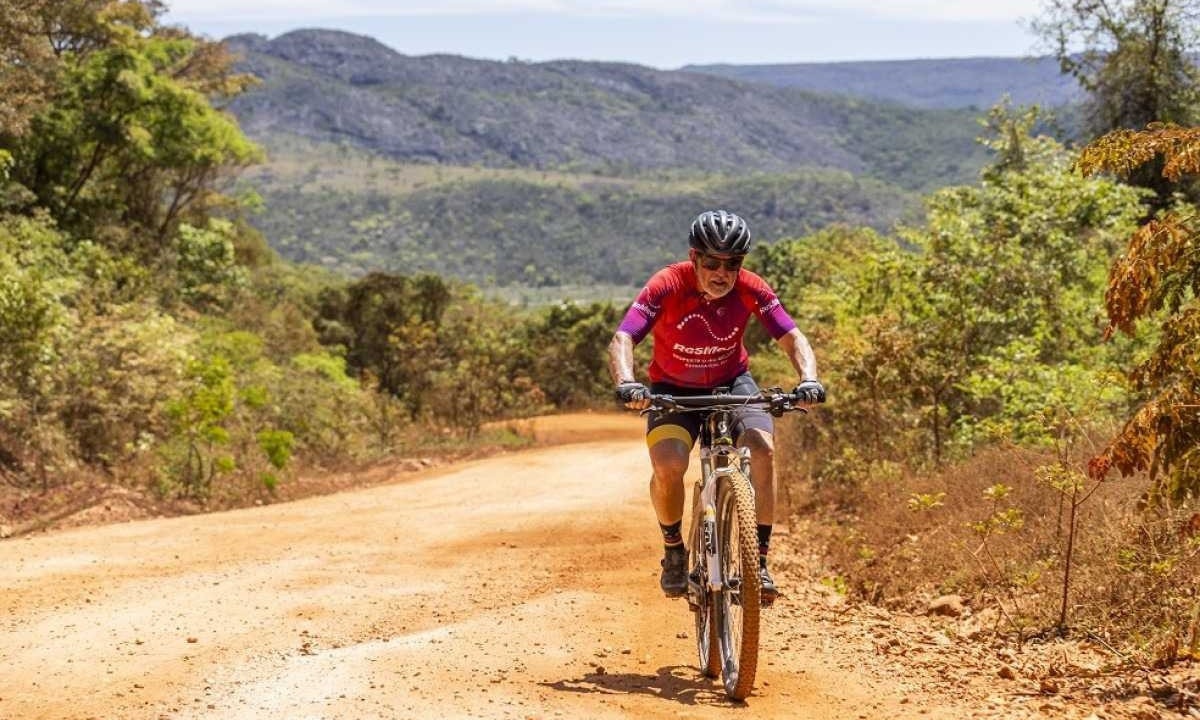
[645,371,773,449]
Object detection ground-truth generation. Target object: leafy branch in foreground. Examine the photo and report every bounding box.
[1078,123,1200,500]
[1,0,261,255]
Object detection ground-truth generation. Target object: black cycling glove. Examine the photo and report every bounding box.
[793,379,826,404]
[615,381,649,404]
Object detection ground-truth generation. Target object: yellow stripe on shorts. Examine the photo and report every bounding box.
[646,424,693,449]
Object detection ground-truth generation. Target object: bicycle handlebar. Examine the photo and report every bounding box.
[641,390,808,418]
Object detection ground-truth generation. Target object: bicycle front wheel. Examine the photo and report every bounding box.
[714,467,761,700]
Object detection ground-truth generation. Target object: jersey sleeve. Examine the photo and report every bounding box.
[739,271,797,340]
[616,268,676,343]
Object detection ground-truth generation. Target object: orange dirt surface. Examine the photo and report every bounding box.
[0,413,1156,719]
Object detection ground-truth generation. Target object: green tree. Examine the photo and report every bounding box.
[427,296,542,434]
[903,112,1142,459]
[1033,0,1200,202]
[2,0,260,254]
[1035,0,1200,134]
[758,111,1144,470]
[173,219,248,309]
[0,213,74,485]
[162,354,235,498]
[519,301,621,407]
[750,225,915,463]
[0,210,205,484]
[318,272,453,418]
[278,351,374,458]
[0,4,408,501]
[0,0,62,137]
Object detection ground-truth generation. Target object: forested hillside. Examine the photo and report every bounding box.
[244,134,914,285]
[224,29,990,284]
[225,30,988,188]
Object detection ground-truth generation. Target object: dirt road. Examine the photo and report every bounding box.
[1,414,975,719]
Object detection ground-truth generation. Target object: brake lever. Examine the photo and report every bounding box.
[768,392,809,417]
[639,395,678,418]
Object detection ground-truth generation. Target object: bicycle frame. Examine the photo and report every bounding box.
[694,410,751,596]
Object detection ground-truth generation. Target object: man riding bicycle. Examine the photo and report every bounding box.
[607,209,826,602]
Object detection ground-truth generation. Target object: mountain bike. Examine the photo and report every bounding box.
[641,389,807,701]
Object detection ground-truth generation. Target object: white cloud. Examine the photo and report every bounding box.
[163,0,1043,24]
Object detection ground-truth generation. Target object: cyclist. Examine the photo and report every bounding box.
[608,209,826,603]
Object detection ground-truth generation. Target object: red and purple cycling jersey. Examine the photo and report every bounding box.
[617,261,797,388]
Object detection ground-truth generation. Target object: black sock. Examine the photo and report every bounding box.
[660,520,683,548]
[757,524,772,558]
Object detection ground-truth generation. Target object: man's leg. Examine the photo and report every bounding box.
[649,437,689,527]
[739,428,780,603]
[738,428,775,526]
[648,430,691,597]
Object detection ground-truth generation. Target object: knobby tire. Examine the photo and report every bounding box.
[715,467,761,700]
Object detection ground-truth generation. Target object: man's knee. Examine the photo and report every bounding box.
[649,439,690,483]
[739,428,774,460]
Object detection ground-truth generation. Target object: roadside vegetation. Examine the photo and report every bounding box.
[0,1,620,519]
[764,0,1200,666]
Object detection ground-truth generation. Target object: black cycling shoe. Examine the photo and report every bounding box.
[759,557,780,606]
[660,545,688,598]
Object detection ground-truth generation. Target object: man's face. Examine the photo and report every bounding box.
[691,250,744,299]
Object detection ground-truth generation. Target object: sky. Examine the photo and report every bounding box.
[161,0,1049,69]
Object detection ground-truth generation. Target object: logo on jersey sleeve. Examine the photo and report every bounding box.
[631,299,658,318]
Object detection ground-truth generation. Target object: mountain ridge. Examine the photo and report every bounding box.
[224,28,989,189]
[683,56,1081,110]
[221,28,1047,286]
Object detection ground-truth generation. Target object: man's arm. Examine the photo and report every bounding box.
[776,328,826,405]
[608,331,638,384]
[776,327,818,383]
[609,331,650,409]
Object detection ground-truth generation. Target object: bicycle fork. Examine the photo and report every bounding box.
[688,446,753,607]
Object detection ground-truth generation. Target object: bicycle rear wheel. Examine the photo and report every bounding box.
[688,523,720,678]
[714,467,761,700]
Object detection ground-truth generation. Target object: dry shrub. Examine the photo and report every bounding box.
[785,435,1200,663]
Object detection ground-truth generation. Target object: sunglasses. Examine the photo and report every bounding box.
[696,253,744,272]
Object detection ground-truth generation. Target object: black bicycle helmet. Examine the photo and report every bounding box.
[688,210,751,255]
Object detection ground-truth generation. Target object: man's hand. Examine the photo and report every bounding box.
[793,379,826,405]
[615,381,651,410]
